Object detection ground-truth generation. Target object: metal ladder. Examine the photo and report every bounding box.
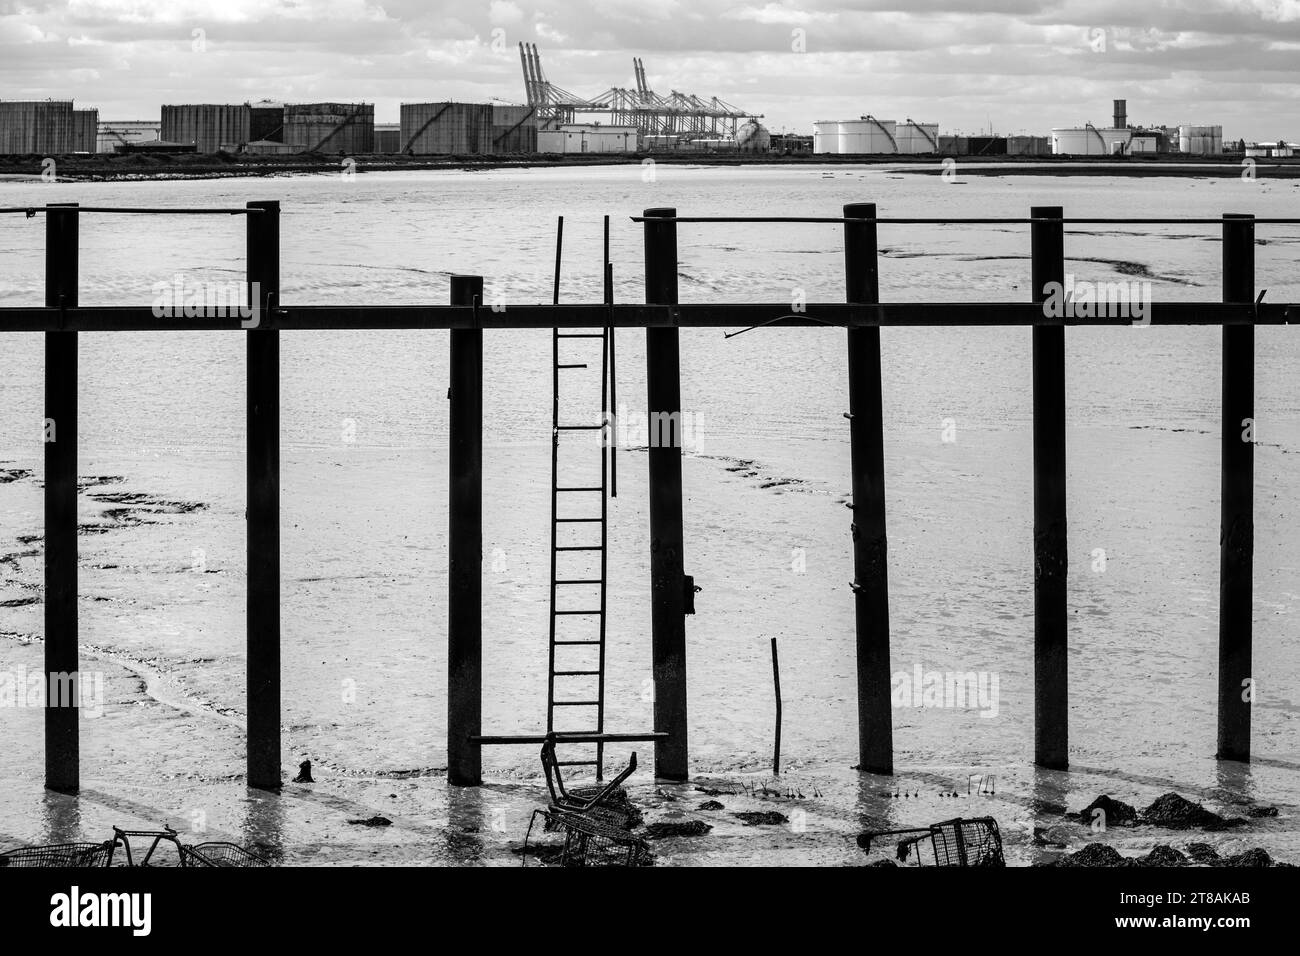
[546,266,612,777]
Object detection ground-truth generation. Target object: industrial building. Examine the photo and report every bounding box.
[161,104,250,154]
[813,116,939,154]
[0,100,79,154]
[283,102,374,154]
[1052,99,1218,155]
[1245,141,1296,158]
[538,124,637,154]
[400,102,537,155]
[96,120,161,153]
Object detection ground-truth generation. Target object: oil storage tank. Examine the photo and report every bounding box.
[72,108,98,152]
[284,103,373,154]
[249,100,284,143]
[839,117,897,154]
[1178,125,1223,155]
[736,119,770,152]
[896,121,939,154]
[401,102,493,154]
[1052,126,1131,155]
[0,100,76,154]
[490,105,537,154]
[813,121,840,154]
[162,104,250,153]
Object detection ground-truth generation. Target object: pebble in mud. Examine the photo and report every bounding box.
[697,800,725,811]
[346,815,392,827]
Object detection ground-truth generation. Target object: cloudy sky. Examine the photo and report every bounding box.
[1,0,1297,139]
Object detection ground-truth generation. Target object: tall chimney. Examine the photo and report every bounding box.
[1113,99,1127,130]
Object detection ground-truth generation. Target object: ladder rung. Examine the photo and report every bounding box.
[557,363,588,369]
[554,611,602,617]
[554,639,602,645]
[556,579,602,585]
[555,545,602,551]
[557,333,604,339]
[554,670,601,676]
[556,517,602,523]
[554,700,600,707]
[556,424,603,431]
[556,760,601,767]
[557,486,603,492]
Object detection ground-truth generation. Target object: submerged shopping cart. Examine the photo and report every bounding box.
[857,817,1005,867]
[523,733,652,867]
[0,826,270,868]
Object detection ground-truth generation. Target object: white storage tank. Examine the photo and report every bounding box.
[839,117,897,154]
[813,121,840,154]
[1178,125,1223,155]
[1052,126,1131,155]
[896,121,939,154]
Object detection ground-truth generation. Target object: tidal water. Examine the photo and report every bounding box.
[1,163,1297,864]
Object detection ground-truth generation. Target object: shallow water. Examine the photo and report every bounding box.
[1,164,1298,863]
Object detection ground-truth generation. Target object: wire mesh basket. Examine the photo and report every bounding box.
[0,840,115,868]
[552,810,652,868]
[859,817,1005,868]
[180,842,272,867]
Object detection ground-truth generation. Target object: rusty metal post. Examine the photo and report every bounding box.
[246,200,281,790]
[1032,205,1068,770]
[844,202,893,775]
[44,203,79,793]
[1218,213,1255,762]
[642,207,689,780]
[448,274,484,786]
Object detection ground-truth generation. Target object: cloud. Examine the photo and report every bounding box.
[0,0,1293,139]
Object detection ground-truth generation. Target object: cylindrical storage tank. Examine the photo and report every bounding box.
[401,102,493,155]
[283,103,374,154]
[490,105,537,154]
[1178,125,1223,155]
[1052,127,1104,155]
[813,121,839,154]
[896,122,939,154]
[72,109,98,152]
[0,101,76,154]
[838,119,897,154]
[162,104,250,154]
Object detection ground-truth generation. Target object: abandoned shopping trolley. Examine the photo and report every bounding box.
[857,817,1005,867]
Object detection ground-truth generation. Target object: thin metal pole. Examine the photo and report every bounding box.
[44,202,78,793]
[845,202,892,775]
[546,222,561,743]
[642,206,688,780]
[1031,205,1068,770]
[771,638,782,776]
[448,274,484,786]
[246,199,281,790]
[605,214,617,499]
[1218,213,1255,762]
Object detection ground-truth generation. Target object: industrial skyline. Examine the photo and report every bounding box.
[0,1,1296,141]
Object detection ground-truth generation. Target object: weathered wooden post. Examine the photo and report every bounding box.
[448,274,484,786]
[1031,205,1068,770]
[642,207,689,780]
[246,200,281,790]
[844,202,892,775]
[45,203,79,794]
[1218,213,1255,762]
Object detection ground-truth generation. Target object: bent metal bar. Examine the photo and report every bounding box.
[1,201,1292,791]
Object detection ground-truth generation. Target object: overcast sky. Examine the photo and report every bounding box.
[1,1,1297,139]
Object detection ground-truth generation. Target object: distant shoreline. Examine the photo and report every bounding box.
[2,151,1299,182]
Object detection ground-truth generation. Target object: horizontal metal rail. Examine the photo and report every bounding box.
[0,301,1291,331]
[0,206,264,215]
[471,732,669,745]
[629,215,1300,225]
